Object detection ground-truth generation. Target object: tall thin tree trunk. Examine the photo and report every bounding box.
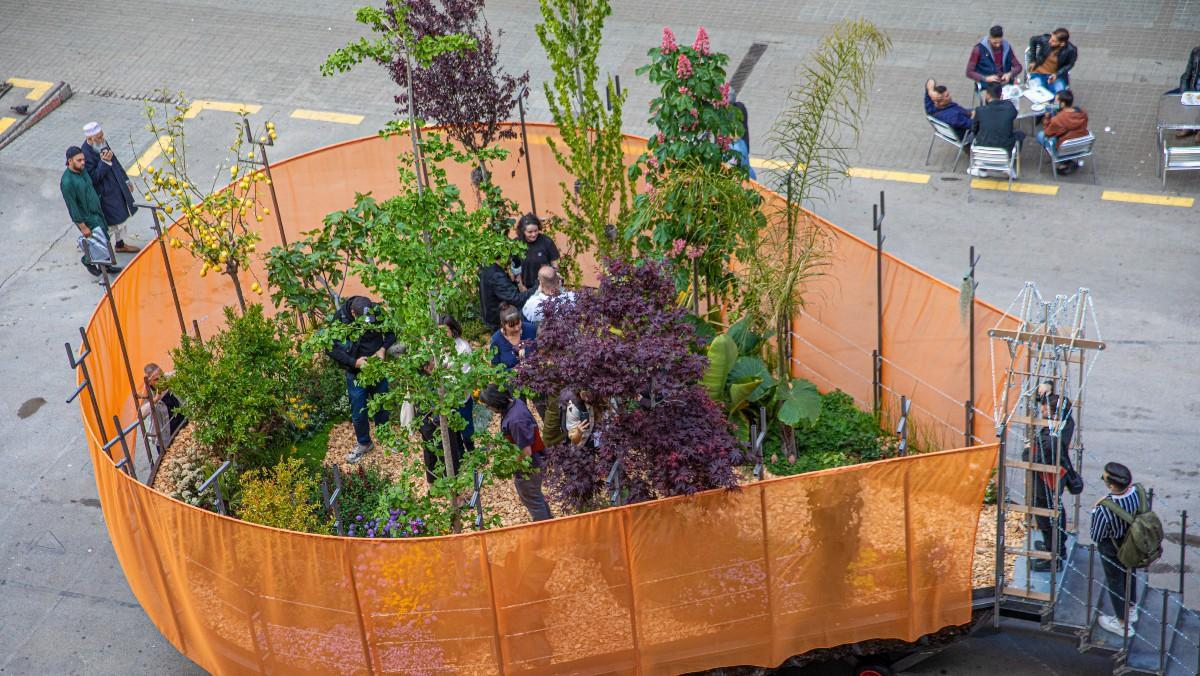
[227,266,247,313]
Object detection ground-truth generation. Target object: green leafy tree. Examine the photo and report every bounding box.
[740,20,890,459]
[535,0,632,280]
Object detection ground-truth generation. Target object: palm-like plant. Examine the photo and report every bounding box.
[739,19,890,460]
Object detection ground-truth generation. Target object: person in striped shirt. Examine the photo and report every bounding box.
[1090,462,1141,637]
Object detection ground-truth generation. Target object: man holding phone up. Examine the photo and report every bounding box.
[82,122,140,253]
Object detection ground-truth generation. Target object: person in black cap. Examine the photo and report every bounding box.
[328,296,397,463]
[60,146,121,276]
[1090,461,1141,637]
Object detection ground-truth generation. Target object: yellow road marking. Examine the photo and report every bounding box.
[127,135,172,177]
[1101,190,1194,208]
[970,178,1059,195]
[183,100,263,119]
[5,77,54,100]
[0,117,15,134]
[848,167,931,184]
[748,157,792,170]
[290,108,364,125]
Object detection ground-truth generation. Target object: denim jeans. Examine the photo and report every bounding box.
[347,371,389,445]
[514,466,553,521]
[1036,129,1057,156]
[1029,73,1068,94]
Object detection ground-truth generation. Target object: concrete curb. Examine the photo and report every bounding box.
[0,81,73,152]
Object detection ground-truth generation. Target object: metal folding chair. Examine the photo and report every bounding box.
[1039,132,1097,183]
[924,115,973,171]
[968,143,1020,196]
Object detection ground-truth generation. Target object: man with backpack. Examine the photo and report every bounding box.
[1089,462,1164,637]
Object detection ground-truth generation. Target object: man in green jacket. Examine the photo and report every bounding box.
[61,146,121,276]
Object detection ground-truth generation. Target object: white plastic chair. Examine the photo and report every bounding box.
[968,143,1020,196]
[1039,132,1097,182]
[924,116,973,171]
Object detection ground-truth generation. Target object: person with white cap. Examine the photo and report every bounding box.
[81,121,140,253]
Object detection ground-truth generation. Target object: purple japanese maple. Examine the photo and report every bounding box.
[384,0,529,155]
[517,259,743,510]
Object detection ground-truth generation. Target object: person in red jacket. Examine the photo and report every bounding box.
[1036,90,1089,174]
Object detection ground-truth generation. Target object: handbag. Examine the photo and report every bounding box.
[1063,466,1084,495]
[78,230,113,265]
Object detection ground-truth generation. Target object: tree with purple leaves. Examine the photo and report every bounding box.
[516,259,743,511]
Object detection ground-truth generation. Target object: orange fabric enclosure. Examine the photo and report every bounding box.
[77,125,1005,674]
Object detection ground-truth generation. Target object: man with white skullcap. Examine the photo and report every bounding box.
[82,121,140,253]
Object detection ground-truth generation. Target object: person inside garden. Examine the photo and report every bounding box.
[479,384,553,521]
[515,213,559,291]
[60,145,122,277]
[522,265,575,325]
[479,254,534,331]
[82,121,140,253]
[138,362,187,453]
[491,306,536,371]
[565,388,603,450]
[328,295,397,463]
[417,315,477,484]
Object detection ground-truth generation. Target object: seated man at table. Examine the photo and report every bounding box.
[1166,45,1200,94]
[967,26,1023,91]
[1028,28,1077,95]
[1037,90,1089,174]
[969,84,1024,175]
[924,79,974,139]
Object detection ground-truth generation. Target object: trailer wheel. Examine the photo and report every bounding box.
[855,665,894,676]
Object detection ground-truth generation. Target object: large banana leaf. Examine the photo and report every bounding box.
[727,316,774,356]
[776,378,821,426]
[728,377,763,412]
[702,333,738,402]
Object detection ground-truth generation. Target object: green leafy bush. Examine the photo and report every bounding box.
[238,457,330,534]
[339,465,394,524]
[167,304,344,470]
[767,390,892,476]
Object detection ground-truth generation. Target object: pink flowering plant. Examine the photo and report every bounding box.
[630,27,746,185]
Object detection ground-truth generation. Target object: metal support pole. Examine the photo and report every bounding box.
[191,319,202,341]
[66,327,109,444]
[101,271,154,473]
[111,415,137,481]
[871,349,881,414]
[243,118,287,247]
[966,245,979,446]
[1159,587,1169,674]
[1085,544,1096,628]
[993,424,1008,627]
[1181,510,1188,601]
[517,86,536,218]
[140,204,187,335]
[1122,567,1132,654]
[872,191,885,413]
[896,395,911,456]
[1148,488,1155,511]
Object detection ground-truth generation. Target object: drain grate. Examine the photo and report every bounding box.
[729,42,768,94]
[87,87,179,103]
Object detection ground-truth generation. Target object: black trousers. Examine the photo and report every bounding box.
[1099,538,1137,616]
[1033,480,1067,557]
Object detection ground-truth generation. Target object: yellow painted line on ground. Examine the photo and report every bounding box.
[183,99,263,119]
[126,135,172,177]
[290,108,364,125]
[6,77,54,100]
[0,117,15,134]
[847,167,931,184]
[1101,190,1194,208]
[970,178,1059,195]
[748,157,792,170]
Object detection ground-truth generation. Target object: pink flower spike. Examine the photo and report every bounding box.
[675,53,693,79]
[719,82,731,105]
[693,26,710,56]
[686,243,707,260]
[656,132,666,144]
[661,27,677,54]
[678,86,689,95]
[670,239,687,257]
[717,134,732,150]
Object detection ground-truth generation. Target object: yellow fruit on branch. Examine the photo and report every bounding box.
[250,282,262,294]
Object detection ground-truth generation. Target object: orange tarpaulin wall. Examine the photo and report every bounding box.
[77,125,1007,674]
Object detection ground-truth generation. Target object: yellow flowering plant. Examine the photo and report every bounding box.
[139,91,275,310]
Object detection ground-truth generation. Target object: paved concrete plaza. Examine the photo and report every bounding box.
[0,0,1197,673]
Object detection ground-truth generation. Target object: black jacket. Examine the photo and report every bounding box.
[479,263,534,331]
[1181,46,1200,92]
[82,142,137,227]
[327,297,397,374]
[972,99,1020,150]
[1028,35,1078,79]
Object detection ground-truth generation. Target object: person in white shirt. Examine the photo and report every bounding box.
[522,265,575,325]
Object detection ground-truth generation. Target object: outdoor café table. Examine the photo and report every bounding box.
[996,83,1054,139]
[1156,92,1200,166]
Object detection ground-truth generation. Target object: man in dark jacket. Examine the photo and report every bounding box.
[967,26,1023,88]
[82,122,140,253]
[479,258,535,331]
[1028,29,1078,94]
[924,78,974,139]
[328,296,397,463]
[971,83,1024,160]
[1167,45,1200,94]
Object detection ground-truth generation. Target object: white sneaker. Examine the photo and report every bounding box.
[346,442,373,464]
[1098,614,1135,637]
[967,167,982,177]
